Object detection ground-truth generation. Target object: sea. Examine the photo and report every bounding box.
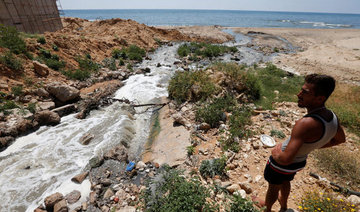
[62,9,360,29]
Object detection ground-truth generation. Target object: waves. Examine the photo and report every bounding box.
[278,19,352,28]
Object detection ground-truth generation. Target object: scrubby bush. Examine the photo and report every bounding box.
[0,100,18,114]
[112,45,146,62]
[196,95,237,128]
[140,167,218,212]
[177,42,238,60]
[314,148,360,190]
[37,48,66,71]
[222,106,252,152]
[52,44,59,51]
[168,70,217,103]
[0,51,23,71]
[0,24,27,54]
[119,59,125,66]
[62,69,91,81]
[102,57,117,71]
[11,85,23,96]
[112,48,126,59]
[26,102,37,114]
[270,129,285,139]
[227,195,261,212]
[199,157,227,178]
[186,146,195,156]
[76,55,100,72]
[37,36,46,44]
[299,192,358,212]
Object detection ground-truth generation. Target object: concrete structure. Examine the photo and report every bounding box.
[0,0,63,34]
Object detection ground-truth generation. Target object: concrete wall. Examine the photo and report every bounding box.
[0,0,62,34]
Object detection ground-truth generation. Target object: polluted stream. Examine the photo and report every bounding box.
[0,30,291,211]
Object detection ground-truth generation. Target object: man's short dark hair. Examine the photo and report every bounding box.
[305,74,335,99]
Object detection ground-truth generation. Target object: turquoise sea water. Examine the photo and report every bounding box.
[63,9,360,29]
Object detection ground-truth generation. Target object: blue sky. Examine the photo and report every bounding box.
[60,0,360,14]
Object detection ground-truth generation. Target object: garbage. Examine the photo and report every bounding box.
[260,134,276,147]
[126,161,136,172]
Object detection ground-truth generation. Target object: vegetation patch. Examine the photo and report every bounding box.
[37,48,66,71]
[199,156,227,178]
[299,191,358,212]
[140,167,218,211]
[0,100,18,114]
[36,36,46,44]
[168,70,217,103]
[11,85,23,96]
[102,57,117,71]
[63,55,100,81]
[227,195,261,212]
[177,42,237,60]
[313,148,360,190]
[0,25,27,54]
[0,51,23,71]
[112,45,146,62]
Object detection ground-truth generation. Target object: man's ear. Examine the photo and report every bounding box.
[316,95,326,103]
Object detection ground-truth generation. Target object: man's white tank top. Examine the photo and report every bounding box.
[281,111,338,163]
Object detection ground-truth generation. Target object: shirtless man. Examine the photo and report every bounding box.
[254,74,346,212]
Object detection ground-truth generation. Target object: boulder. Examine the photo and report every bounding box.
[37,101,55,111]
[33,61,50,77]
[172,113,191,128]
[34,110,61,126]
[79,133,94,145]
[348,195,360,205]
[65,190,81,204]
[239,182,252,194]
[44,192,64,210]
[35,88,50,98]
[53,199,68,212]
[71,172,88,184]
[89,156,103,168]
[46,83,80,102]
[104,145,128,162]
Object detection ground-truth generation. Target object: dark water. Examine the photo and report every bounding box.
[63,9,360,29]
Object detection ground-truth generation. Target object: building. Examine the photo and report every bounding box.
[0,0,63,34]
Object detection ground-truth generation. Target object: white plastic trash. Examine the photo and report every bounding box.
[260,134,276,147]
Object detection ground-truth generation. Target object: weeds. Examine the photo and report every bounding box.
[186,146,195,156]
[37,48,66,71]
[11,86,23,96]
[0,51,23,71]
[196,95,237,128]
[168,70,217,103]
[76,55,100,72]
[313,148,360,190]
[102,57,117,71]
[299,191,358,212]
[227,195,261,212]
[270,129,285,139]
[26,102,37,114]
[140,167,218,211]
[37,36,46,44]
[112,45,146,62]
[178,42,238,60]
[199,156,227,178]
[0,25,27,54]
[0,100,18,114]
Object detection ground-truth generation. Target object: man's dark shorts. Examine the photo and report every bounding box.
[264,156,306,185]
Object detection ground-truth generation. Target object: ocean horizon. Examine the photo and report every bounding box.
[62,9,360,29]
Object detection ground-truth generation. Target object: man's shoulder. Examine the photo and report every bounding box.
[292,116,324,140]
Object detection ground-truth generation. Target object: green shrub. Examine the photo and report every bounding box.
[52,44,59,51]
[127,45,146,62]
[140,167,217,212]
[270,129,285,139]
[0,25,27,54]
[0,100,18,113]
[102,57,117,71]
[119,59,125,66]
[199,157,227,178]
[255,63,304,109]
[126,63,133,71]
[177,43,238,60]
[196,95,237,128]
[37,36,46,44]
[222,106,252,152]
[186,146,195,156]
[168,70,217,103]
[37,48,66,71]
[227,195,261,212]
[76,55,100,72]
[26,102,36,114]
[0,51,23,71]
[11,85,23,96]
[112,48,126,59]
[299,192,358,212]
[62,69,91,81]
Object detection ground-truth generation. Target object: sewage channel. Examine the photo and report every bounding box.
[0,30,291,211]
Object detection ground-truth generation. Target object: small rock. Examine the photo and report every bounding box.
[255,175,262,183]
[117,206,136,212]
[239,182,252,194]
[81,202,88,211]
[79,133,94,145]
[104,145,128,162]
[89,156,103,168]
[34,110,61,126]
[199,123,211,131]
[101,205,109,212]
[89,191,97,204]
[348,195,360,205]
[44,192,64,210]
[136,161,146,170]
[65,190,81,204]
[103,188,114,199]
[33,61,50,77]
[234,189,247,198]
[71,172,88,184]
[37,101,55,111]
[226,184,240,194]
[53,199,68,212]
